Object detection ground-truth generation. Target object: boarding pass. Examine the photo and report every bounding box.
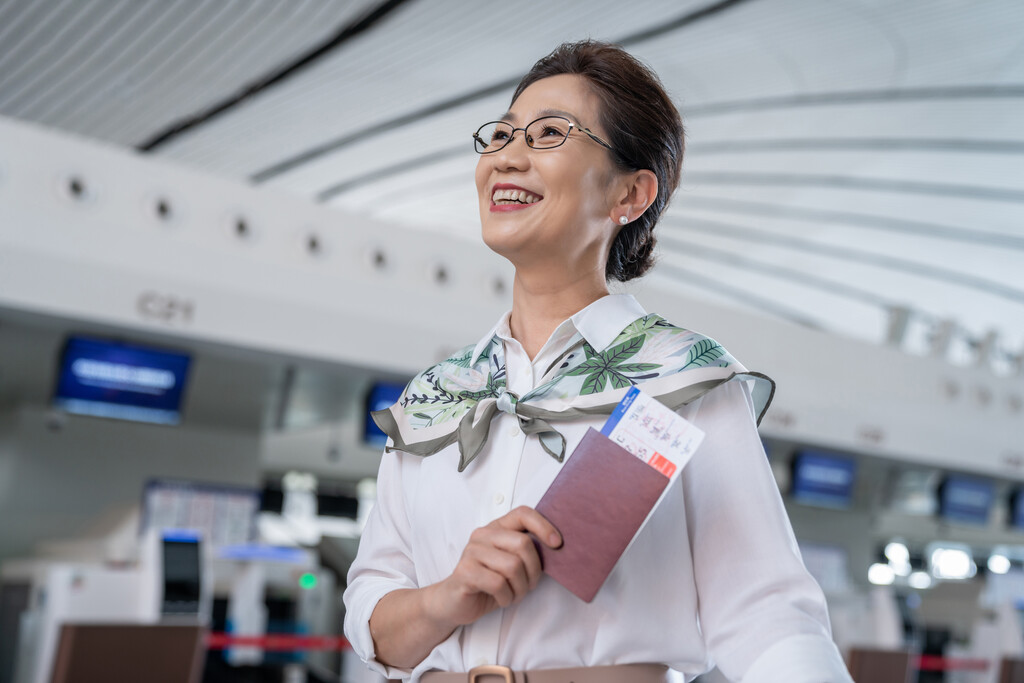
[600,386,705,479]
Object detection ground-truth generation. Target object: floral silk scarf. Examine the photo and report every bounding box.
[372,314,775,472]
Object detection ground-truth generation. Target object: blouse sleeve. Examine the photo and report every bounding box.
[682,380,853,683]
[342,444,419,680]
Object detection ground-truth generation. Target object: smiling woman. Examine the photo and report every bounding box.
[344,40,854,683]
[474,72,653,320]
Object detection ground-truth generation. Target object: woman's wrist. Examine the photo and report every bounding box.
[420,578,462,634]
[370,585,459,670]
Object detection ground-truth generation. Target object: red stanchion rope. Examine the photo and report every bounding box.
[206,633,351,652]
[915,655,990,672]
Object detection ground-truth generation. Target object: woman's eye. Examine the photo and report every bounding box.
[541,127,562,137]
[491,130,509,141]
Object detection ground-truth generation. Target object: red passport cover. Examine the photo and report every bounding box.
[535,427,670,602]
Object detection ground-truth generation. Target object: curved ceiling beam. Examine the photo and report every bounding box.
[316,144,468,201]
[686,170,1024,204]
[248,0,757,183]
[655,263,828,331]
[664,216,1024,305]
[678,196,1024,251]
[135,0,417,153]
[688,138,1024,155]
[686,85,1024,117]
[658,234,894,309]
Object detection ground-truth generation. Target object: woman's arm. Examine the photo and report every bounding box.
[369,506,562,669]
[683,380,853,683]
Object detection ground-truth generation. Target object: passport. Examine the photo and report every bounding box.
[534,427,671,602]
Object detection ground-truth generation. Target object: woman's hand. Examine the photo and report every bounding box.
[369,506,561,670]
[426,506,563,628]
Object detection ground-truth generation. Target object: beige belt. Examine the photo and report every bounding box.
[420,663,670,683]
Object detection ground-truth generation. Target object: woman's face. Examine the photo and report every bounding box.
[475,74,624,276]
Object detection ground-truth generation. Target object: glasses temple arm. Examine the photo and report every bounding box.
[580,127,615,151]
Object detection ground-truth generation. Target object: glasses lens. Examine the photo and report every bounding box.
[525,117,571,149]
[474,121,514,153]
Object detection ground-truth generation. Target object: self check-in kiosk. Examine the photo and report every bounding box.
[4,528,210,683]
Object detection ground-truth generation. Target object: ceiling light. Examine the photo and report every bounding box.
[885,541,911,576]
[988,554,1011,575]
[909,571,932,589]
[930,547,976,580]
[885,542,909,564]
[869,563,895,586]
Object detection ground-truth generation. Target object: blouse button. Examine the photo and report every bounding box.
[509,425,521,438]
[494,493,505,505]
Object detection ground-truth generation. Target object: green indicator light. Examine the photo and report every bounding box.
[299,572,317,590]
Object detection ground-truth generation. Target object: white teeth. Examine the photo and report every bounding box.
[492,188,541,204]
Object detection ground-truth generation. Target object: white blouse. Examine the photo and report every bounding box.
[344,294,853,683]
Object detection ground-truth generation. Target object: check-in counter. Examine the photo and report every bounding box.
[847,648,913,683]
[1001,658,1024,683]
[49,624,204,683]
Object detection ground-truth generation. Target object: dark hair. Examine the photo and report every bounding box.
[512,40,685,282]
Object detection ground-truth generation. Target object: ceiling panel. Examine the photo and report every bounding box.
[1,0,1021,374]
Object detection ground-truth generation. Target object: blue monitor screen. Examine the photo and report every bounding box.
[54,336,191,425]
[364,381,406,447]
[1012,491,1024,529]
[940,476,994,525]
[791,451,857,509]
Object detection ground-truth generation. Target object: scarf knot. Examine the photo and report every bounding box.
[371,313,776,472]
[495,388,519,416]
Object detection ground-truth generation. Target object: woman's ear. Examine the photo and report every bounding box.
[614,170,658,224]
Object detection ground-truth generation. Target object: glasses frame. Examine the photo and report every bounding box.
[472,115,615,155]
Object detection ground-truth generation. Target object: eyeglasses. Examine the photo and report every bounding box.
[472,115,615,155]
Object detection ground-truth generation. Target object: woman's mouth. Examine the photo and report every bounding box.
[490,186,543,211]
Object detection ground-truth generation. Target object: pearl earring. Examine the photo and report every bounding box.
[618,216,629,225]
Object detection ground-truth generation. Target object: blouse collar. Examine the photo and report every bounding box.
[468,293,648,366]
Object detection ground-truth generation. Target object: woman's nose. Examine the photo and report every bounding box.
[491,134,531,170]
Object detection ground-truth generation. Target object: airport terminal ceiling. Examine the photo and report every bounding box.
[2,5,1024,675]
[0,0,1022,377]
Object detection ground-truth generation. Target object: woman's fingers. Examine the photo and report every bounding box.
[461,508,556,600]
[463,543,530,606]
[496,505,562,549]
[465,528,533,598]
[491,525,543,590]
[441,506,562,623]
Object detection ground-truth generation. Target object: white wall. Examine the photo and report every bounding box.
[0,116,513,376]
[0,114,1021,492]
[0,406,260,562]
[636,282,1023,478]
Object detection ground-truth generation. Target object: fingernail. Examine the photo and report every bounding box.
[549,533,561,547]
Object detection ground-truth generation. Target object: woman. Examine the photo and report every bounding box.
[344,41,853,683]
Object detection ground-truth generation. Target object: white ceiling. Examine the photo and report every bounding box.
[2,0,1023,374]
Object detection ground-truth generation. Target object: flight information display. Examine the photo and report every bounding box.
[364,381,406,447]
[790,450,857,509]
[1012,491,1024,529]
[142,479,258,548]
[53,336,191,425]
[939,476,994,525]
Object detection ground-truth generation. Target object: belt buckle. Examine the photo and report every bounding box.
[468,664,514,683]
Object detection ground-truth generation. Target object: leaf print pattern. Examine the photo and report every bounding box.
[683,338,725,369]
[564,336,662,395]
[401,369,474,426]
[448,348,474,368]
[401,370,460,407]
[612,314,679,345]
[388,315,740,431]
[459,371,506,401]
[619,314,672,340]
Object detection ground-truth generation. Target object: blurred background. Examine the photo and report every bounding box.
[0,0,1022,682]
